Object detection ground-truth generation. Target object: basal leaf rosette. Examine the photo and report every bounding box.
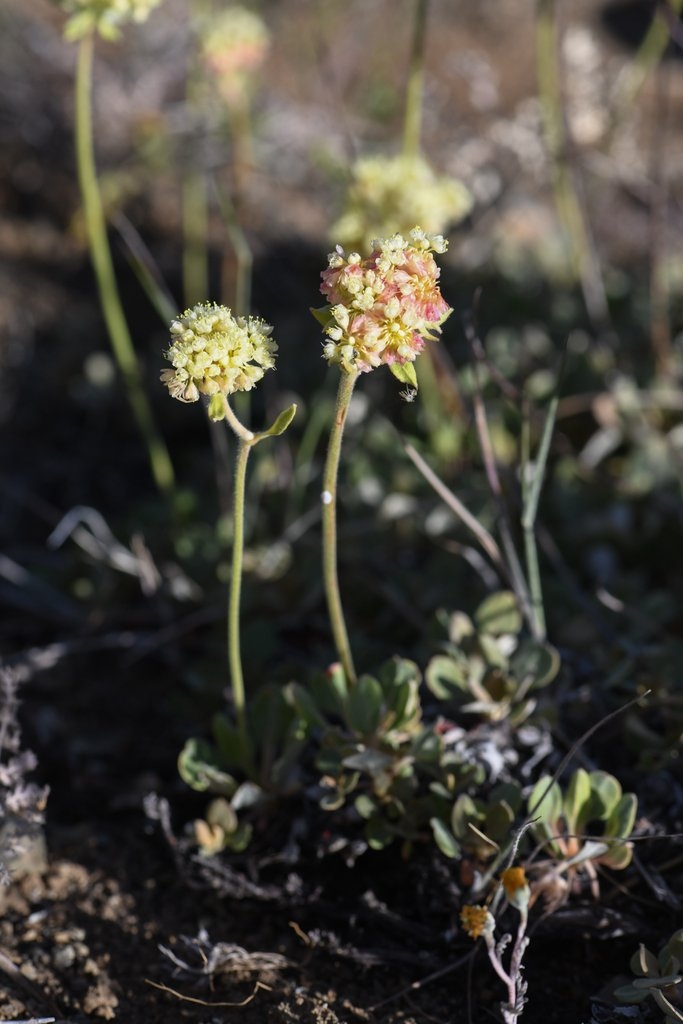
[161,301,277,404]
[316,227,452,389]
[60,0,163,41]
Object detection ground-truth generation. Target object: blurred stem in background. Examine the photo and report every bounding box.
[648,55,673,377]
[611,0,683,122]
[403,0,429,159]
[182,3,210,307]
[322,371,359,687]
[75,33,175,495]
[535,0,609,329]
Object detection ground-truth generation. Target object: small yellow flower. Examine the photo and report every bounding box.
[460,904,493,940]
[502,866,530,910]
[161,302,277,403]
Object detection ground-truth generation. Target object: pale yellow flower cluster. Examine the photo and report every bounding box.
[331,154,472,254]
[61,0,162,40]
[199,5,270,106]
[161,302,277,403]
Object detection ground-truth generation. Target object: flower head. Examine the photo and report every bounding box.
[501,866,531,911]
[460,905,494,940]
[161,302,276,403]
[60,0,163,41]
[331,154,472,254]
[317,227,451,386]
[199,6,270,106]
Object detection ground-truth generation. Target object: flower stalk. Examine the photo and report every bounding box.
[226,405,253,757]
[162,302,293,766]
[322,369,360,687]
[403,0,429,159]
[314,228,451,686]
[75,32,175,494]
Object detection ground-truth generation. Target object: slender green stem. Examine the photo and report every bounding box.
[611,0,683,126]
[403,0,429,159]
[221,395,253,756]
[182,168,209,308]
[535,0,608,327]
[322,370,359,686]
[228,429,252,758]
[521,392,559,642]
[75,34,174,494]
[182,0,210,307]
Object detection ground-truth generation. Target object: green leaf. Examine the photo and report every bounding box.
[310,665,349,717]
[310,305,332,327]
[490,782,523,814]
[206,797,238,835]
[178,739,237,796]
[430,817,462,859]
[212,714,249,770]
[564,768,591,833]
[228,822,253,852]
[425,654,468,700]
[208,394,226,422]
[652,988,683,1022]
[320,788,346,811]
[631,945,659,978]
[665,932,683,967]
[379,656,421,690]
[589,771,622,819]
[614,983,649,1004]
[283,682,326,729]
[474,591,522,636]
[346,675,383,735]
[389,361,418,388]
[354,794,377,820]
[484,800,515,843]
[448,612,475,644]
[391,679,421,728]
[478,636,509,671]
[451,793,480,838]
[528,776,562,826]
[604,793,637,841]
[342,748,393,774]
[510,640,561,689]
[365,816,395,850]
[255,402,297,440]
[600,841,633,870]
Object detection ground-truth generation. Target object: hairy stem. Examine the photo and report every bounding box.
[322,370,359,686]
[75,34,174,494]
[229,434,251,757]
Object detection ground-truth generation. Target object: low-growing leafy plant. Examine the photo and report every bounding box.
[287,657,480,854]
[430,782,522,867]
[425,591,560,725]
[615,931,683,1023]
[527,767,637,905]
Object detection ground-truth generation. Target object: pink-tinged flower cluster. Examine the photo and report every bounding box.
[317,228,451,385]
